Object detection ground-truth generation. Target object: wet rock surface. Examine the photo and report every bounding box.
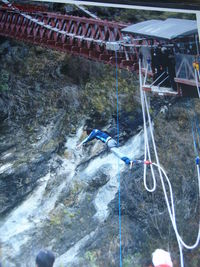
[0,39,199,267]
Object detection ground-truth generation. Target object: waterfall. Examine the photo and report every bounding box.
[83,130,144,223]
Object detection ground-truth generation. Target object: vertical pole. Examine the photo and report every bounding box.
[196,11,200,48]
[195,12,200,98]
[194,69,200,98]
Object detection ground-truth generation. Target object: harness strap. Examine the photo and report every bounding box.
[105,136,112,144]
[133,159,152,165]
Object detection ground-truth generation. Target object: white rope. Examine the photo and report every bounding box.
[139,59,200,267]
[194,68,200,98]
[143,62,148,86]
[139,60,156,192]
[195,34,199,56]
[2,0,200,262]
[143,63,200,250]
[152,162,200,250]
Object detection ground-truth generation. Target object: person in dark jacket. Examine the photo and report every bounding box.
[36,249,55,267]
[76,128,133,167]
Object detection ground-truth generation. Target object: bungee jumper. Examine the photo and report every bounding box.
[76,128,152,168]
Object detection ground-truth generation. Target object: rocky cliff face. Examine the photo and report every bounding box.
[0,38,199,267]
[0,37,141,212]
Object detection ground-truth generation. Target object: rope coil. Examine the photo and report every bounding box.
[139,59,200,267]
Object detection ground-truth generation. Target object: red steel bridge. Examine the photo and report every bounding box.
[1,1,200,97]
[0,2,140,71]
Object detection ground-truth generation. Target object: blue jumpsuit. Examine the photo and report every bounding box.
[80,129,131,165]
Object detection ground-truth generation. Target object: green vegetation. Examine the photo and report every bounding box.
[113,9,195,23]
[63,209,76,218]
[123,255,135,267]
[87,6,195,23]
[0,69,9,91]
[85,251,98,267]
[82,66,139,122]
[49,213,62,226]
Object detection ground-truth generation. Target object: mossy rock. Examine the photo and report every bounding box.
[0,83,9,91]
[49,214,62,226]
[85,250,98,267]
[42,140,57,152]
[63,149,74,160]
[0,69,9,92]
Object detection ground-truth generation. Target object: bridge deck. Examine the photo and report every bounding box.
[0,1,199,98]
[0,4,140,70]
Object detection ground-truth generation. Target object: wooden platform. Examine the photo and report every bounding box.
[143,85,179,96]
[174,78,200,87]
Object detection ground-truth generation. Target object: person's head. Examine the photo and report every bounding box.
[36,249,55,267]
[152,249,173,267]
[161,47,167,53]
[86,127,93,135]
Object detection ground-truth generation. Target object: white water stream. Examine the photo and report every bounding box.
[83,130,144,222]
[0,127,144,266]
[0,162,13,174]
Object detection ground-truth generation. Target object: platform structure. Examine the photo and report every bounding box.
[122,18,200,97]
[142,85,179,96]
[0,1,200,97]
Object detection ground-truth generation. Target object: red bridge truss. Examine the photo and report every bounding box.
[0,3,139,71]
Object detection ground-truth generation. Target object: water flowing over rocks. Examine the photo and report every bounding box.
[0,38,200,267]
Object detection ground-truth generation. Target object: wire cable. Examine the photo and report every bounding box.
[115,49,122,267]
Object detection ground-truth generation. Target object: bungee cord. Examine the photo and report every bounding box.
[139,59,157,193]
[2,1,199,264]
[194,67,200,98]
[115,49,123,267]
[139,59,200,267]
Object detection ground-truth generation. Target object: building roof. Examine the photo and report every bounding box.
[121,18,197,40]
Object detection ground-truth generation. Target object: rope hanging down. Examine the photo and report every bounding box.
[195,116,200,149]
[115,49,122,267]
[115,51,153,267]
[193,60,200,98]
[187,99,200,165]
[138,59,200,267]
[192,120,199,157]
[191,118,200,170]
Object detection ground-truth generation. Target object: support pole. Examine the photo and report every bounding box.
[196,11,200,47]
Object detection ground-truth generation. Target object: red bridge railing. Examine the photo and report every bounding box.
[0,5,139,70]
